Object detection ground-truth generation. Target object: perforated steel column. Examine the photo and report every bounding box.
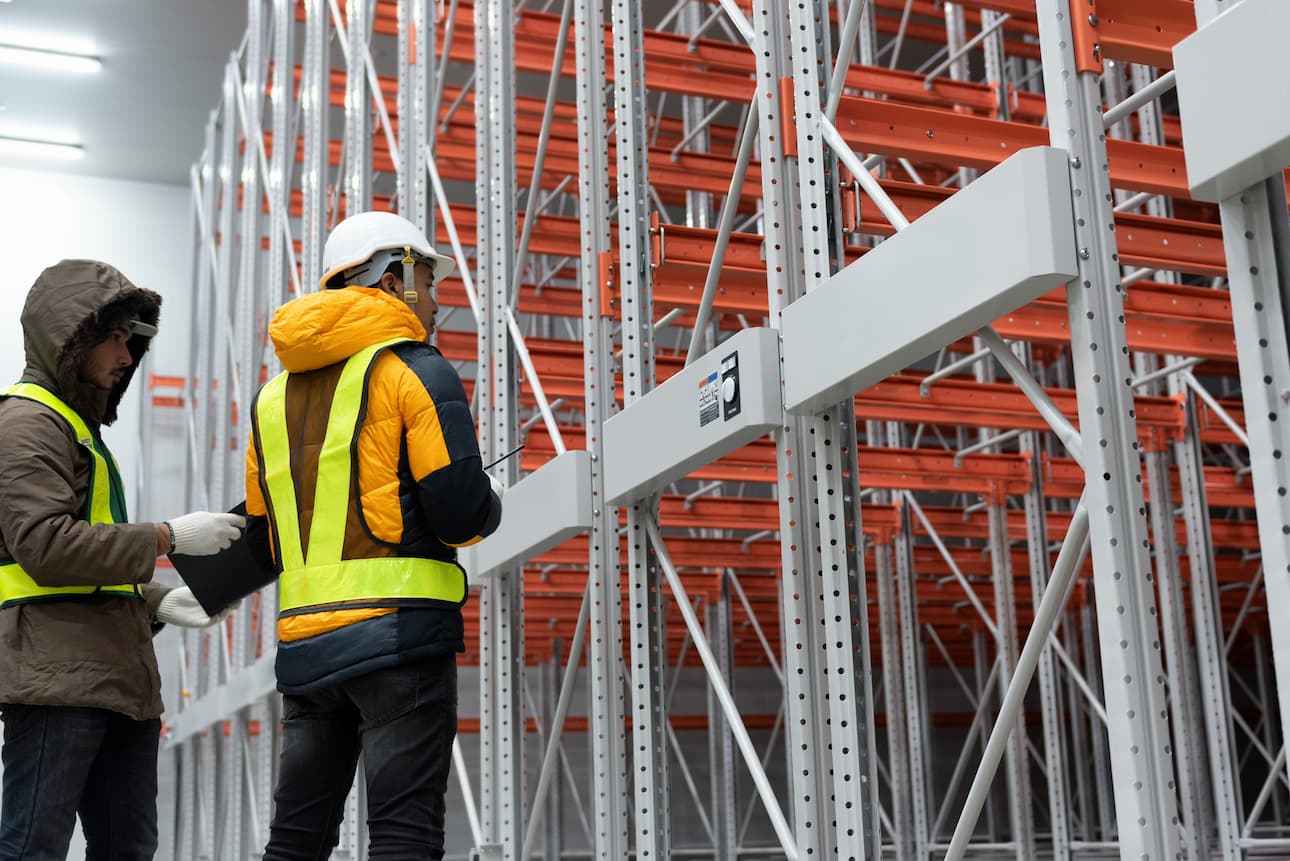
[975,340,1032,860]
[891,487,930,861]
[1172,385,1241,858]
[299,0,328,290]
[609,2,669,856]
[575,0,630,855]
[751,3,879,855]
[1020,424,1072,861]
[874,524,913,861]
[706,577,738,861]
[475,0,524,854]
[342,0,370,215]
[397,0,430,227]
[210,64,239,510]
[232,0,265,514]
[1196,0,1290,798]
[189,118,217,513]
[754,2,838,857]
[266,0,295,316]
[1035,2,1183,856]
[785,4,879,851]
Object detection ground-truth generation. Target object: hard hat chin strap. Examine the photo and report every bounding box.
[401,248,418,304]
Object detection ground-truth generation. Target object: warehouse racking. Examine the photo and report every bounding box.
[145,0,1290,858]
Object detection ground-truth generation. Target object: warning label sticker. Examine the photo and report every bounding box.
[698,371,720,427]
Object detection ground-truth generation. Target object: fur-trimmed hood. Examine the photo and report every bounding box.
[19,259,162,426]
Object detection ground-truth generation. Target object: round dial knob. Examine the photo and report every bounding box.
[721,377,737,403]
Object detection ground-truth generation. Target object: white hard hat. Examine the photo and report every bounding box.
[320,210,455,290]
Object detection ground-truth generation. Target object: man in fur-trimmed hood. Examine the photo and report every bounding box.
[0,260,245,859]
[20,258,161,426]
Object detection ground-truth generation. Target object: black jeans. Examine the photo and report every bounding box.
[263,654,458,861]
[0,704,160,861]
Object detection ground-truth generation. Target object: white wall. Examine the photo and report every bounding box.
[0,167,193,518]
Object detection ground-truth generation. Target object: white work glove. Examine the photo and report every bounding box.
[488,473,506,500]
[155,587,241,628]
[166,511,245,556]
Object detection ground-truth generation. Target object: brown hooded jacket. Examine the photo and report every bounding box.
[0,260,170,719]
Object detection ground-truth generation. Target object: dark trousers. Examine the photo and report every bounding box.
[263,655,458,861]
[0,705,160,861]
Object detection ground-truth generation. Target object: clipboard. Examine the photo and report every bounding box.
[168,501,279,616]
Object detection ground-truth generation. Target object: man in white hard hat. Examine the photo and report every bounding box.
[244,211,503,859]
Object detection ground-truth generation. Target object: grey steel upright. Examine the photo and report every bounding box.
[575,0,631,855]
[609,1,670,856]
[1191,0,1290,812]
[474,0,526,856]
[1035,1,1183,858]
[752,0,879,856]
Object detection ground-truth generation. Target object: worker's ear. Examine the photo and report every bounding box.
[376,271,401,298]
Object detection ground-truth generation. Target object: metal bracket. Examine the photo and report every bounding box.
[1175,0,1290,202]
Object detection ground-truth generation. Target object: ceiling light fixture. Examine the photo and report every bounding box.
[0,43,101,74]
[0,134,84,160]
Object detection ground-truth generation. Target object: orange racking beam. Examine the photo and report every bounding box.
[498,573,1260,650]
[721,0,1046,61]
[452,713,1052,733]
[707,0,1182,147]
[323,3,1045,108]
[648,225,1232,353]
[284,65,742,156]
[265,147,1221,307]
[858,374,1245,449]
[282,47,1187,206]
[311,3,1183,151]
[703,0,1044,29]
[486,555,1264,664]
[995,289,1236,360]
[267,126,769,216]
[833,94,1189,198]
[662,497,1263,555]
[1067,0,1196,70]
[501,413,1255,509]
[511,541,1258,613]
[475,568,1264,668]
[433,319,1245,451]
[839,180,1221,274]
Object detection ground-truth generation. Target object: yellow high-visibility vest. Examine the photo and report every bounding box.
[0,383,140,608]
[254,340,465,620]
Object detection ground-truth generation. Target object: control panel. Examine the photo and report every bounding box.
[720,351,741,421]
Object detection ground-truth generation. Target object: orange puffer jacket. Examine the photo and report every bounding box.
[245,285,500,693]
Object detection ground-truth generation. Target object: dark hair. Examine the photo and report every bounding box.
[87,306,137,345]
[324,260,424,290]
[382,260,435,287]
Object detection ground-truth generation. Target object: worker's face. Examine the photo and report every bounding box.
[381,262,439,339]
[79,324,134,391]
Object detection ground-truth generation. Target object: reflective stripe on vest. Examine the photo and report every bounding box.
[255,340,465,615]
[0,383,139,608]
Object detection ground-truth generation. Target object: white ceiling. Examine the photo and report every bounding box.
[0,0,247,186]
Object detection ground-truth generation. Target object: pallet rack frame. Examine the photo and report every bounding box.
[145,1,1290,858]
